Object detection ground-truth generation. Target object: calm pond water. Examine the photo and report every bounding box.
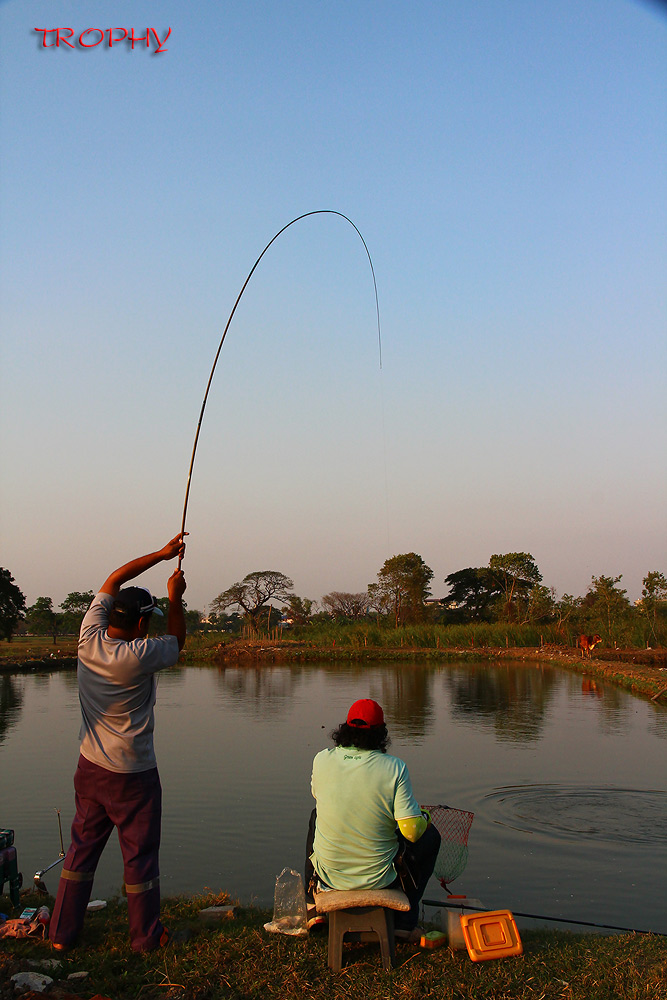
[2,659,666,935]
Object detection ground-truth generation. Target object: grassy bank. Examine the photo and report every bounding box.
[0,636,78,671]
[2,633,666,703]
[178,629,667,702]
[1,892,666,1000]
[181,621,667,665]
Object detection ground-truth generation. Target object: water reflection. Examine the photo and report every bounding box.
[446,663,558,742]
[648,711,667,742]
[209,662,439,736]
[377,665,435,741]
[2,660,665,935]
[213,665,300,710]
[581,681,633,736]
[0,674,22,745]
[581,678,603,698]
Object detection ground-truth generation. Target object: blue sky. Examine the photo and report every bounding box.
[1,0,665,613]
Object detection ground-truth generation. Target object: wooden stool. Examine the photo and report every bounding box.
[313,887,410,972]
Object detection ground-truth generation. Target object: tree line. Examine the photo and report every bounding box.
[2,553,666,647]
[0,577,200,644]
[206,553,667,647]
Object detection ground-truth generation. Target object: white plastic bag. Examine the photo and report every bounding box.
[263,867,308,937]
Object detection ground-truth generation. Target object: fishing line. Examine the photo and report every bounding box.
[178,210,383,568]
[422,897,665,937]
[378,368,391,556]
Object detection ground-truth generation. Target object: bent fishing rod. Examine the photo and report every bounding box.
[177,210,382,568]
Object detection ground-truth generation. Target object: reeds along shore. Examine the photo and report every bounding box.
[181,618,667,664]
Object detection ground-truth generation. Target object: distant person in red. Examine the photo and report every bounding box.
[49,533,187,953]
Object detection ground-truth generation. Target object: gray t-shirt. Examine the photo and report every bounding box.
[77,592,179,773]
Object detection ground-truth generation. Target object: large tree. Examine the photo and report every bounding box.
[152,597,201,635]
[488,552,542,623]
[321,591,369,620]
[443,554,544,623]
[60,591,95,633]
[0,568,26,642]
[581,574,632,645]
[553,592,581,633]
[522,584,557,625]
[211,570,294,632]
[368,553,433,628]
[639,571,667,643]
[283,595,316,626]
[207,610,243,633]
[25,596,63,644]
[442,567,502,622]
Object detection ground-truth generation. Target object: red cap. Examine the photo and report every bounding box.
[346,699,384,728]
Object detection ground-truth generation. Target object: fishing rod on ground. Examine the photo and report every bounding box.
[176,210,383,570]
[421,897,666,937]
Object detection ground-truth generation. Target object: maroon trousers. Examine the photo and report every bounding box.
[49,755,164,952]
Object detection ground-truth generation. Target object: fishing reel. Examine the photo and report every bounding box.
[33,810,65,895]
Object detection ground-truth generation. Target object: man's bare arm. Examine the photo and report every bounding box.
[99,533,186,597]
[167,569,187,651]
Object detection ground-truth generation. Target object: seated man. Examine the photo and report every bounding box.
[306,698,441,938]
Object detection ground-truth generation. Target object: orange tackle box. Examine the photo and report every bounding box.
[459,909,523,962]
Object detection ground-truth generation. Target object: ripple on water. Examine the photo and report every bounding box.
[484,785,667,847]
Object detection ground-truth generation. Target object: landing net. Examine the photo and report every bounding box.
[423,804,474,888]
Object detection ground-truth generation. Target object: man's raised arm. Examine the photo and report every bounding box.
[99,533,187,597]
[166,568,187,650]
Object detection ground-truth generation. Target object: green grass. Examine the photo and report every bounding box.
[4,622,664,664]
[1,892,666,999]
[0,635,78,667]
[183,621,573,654]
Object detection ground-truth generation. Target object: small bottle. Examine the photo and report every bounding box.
[36,906,50,925]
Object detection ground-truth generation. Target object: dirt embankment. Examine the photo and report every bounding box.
[0,654,77,673]
[489,644,667,701]
[3,639,666,702]
[187,640,667,702]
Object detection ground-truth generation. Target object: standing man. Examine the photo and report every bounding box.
[49,533,187,953]
[307,699,441,940]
